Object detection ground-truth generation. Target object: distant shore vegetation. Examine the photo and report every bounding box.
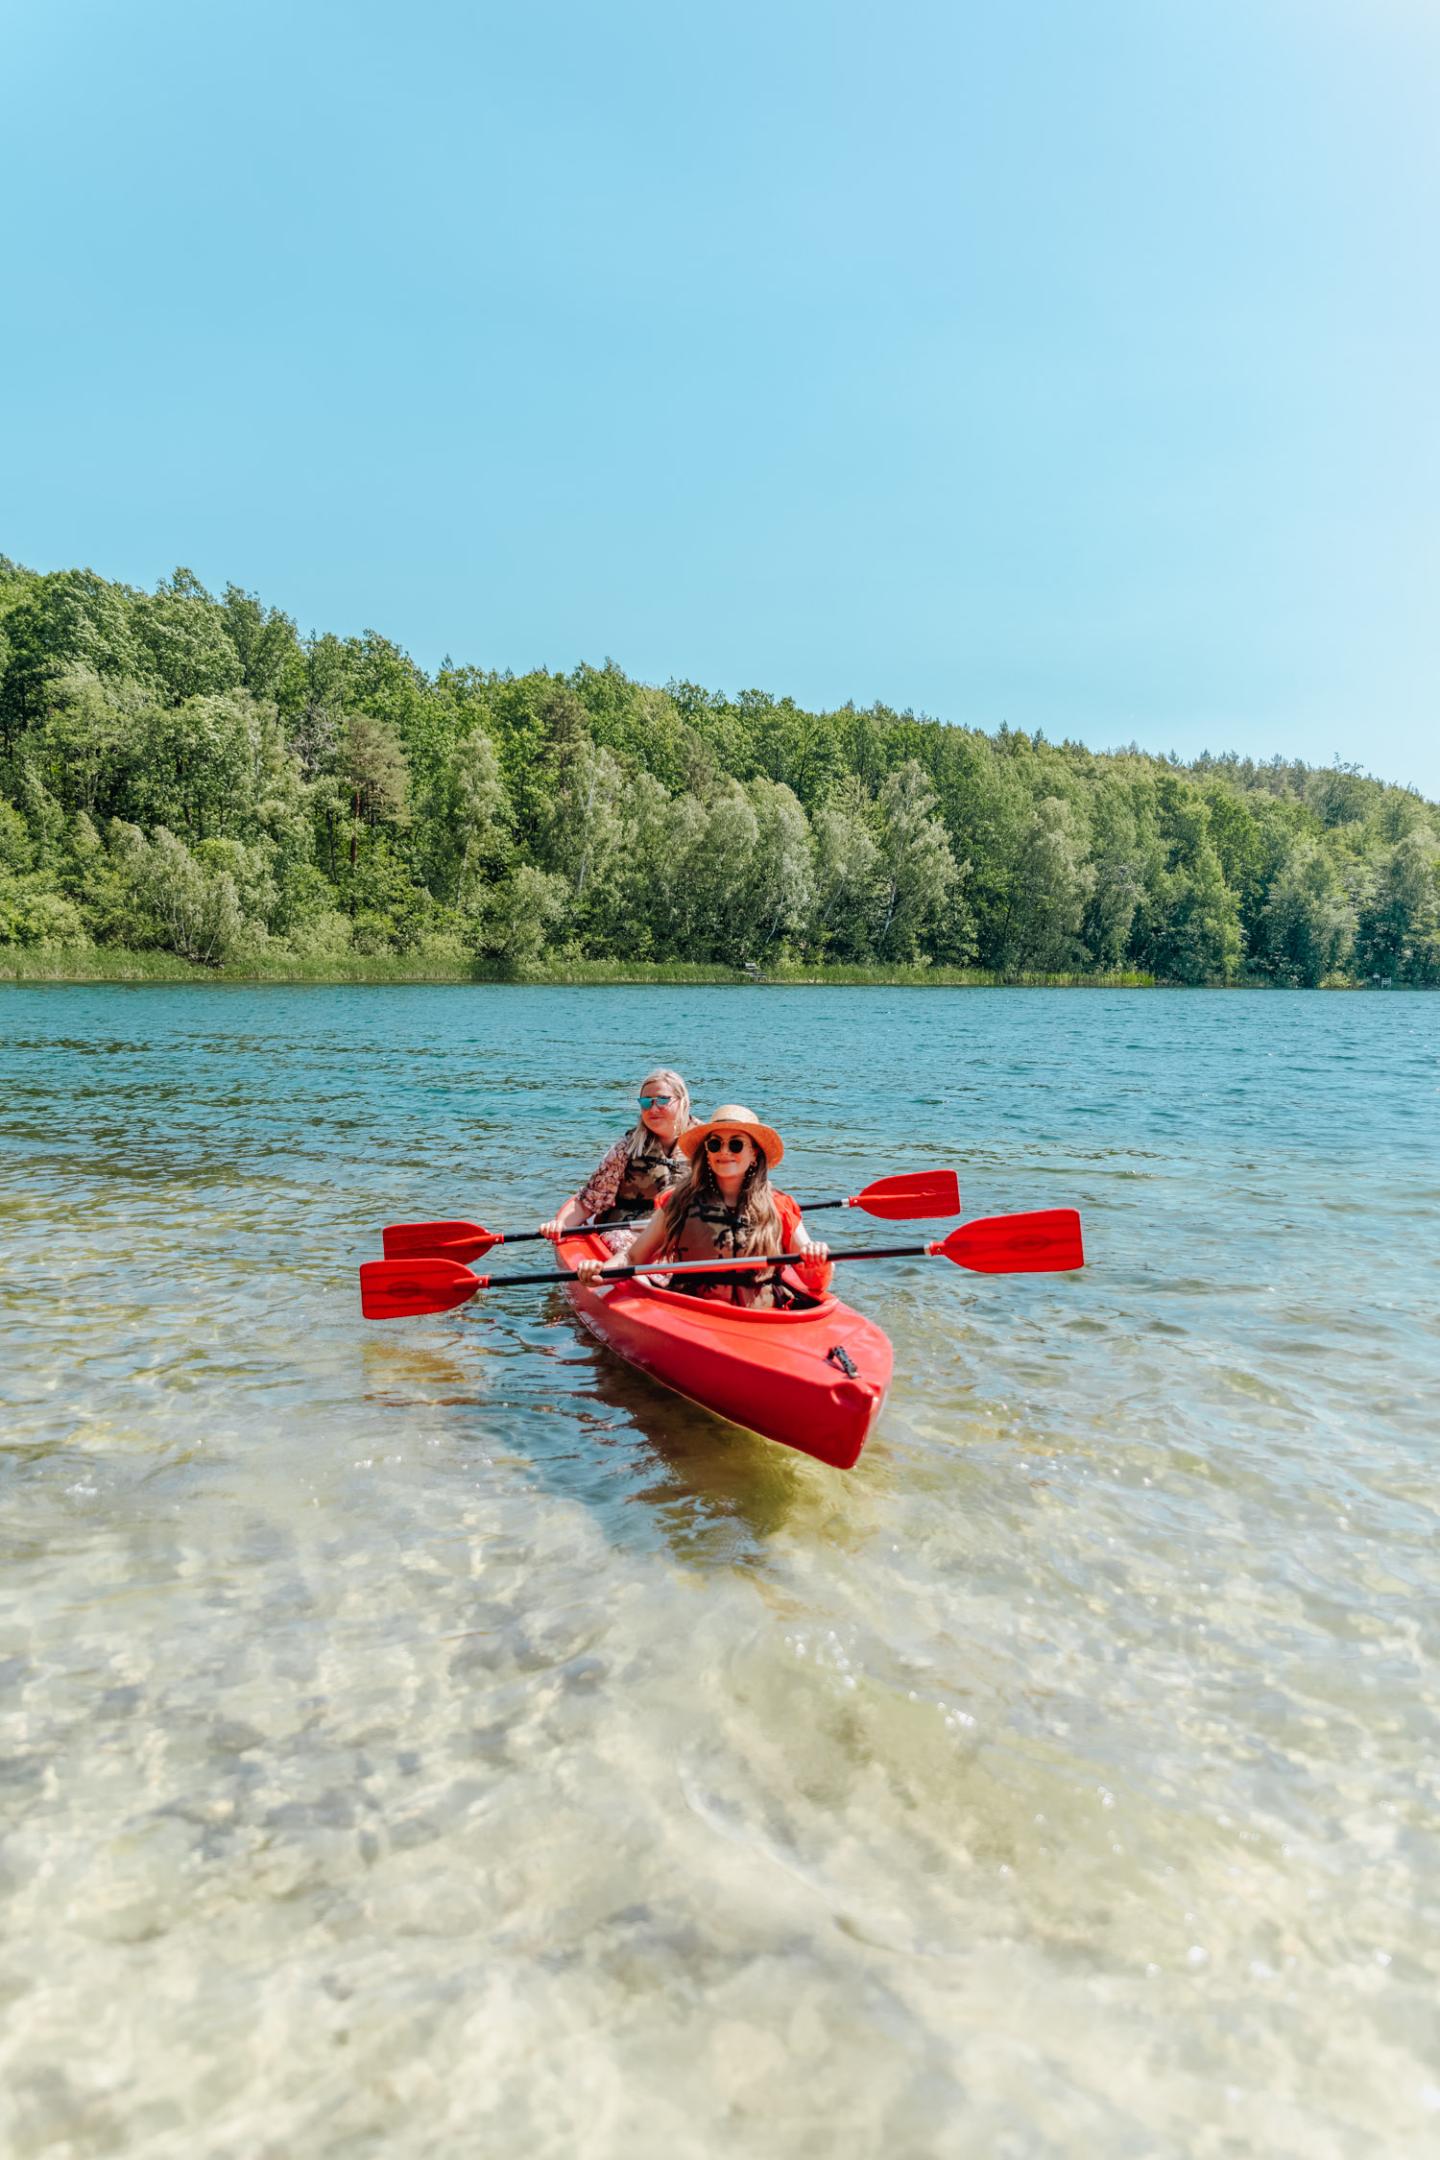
[2,556,1436,988]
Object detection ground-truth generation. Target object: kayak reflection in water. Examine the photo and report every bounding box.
[539,1067,694,1258]
[574,1104,832,1310]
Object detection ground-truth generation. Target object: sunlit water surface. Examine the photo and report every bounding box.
[1,984,1436,2159]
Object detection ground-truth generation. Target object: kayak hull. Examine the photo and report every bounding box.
[556,1229,892,1470]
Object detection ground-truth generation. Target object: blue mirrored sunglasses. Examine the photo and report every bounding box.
[637,1094,674,1109]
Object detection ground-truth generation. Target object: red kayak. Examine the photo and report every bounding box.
[556,1226,893,1471]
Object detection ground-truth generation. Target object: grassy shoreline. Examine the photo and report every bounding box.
[1,945,1415,989]
[4,941,1154,988]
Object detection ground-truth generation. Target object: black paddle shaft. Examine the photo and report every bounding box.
[477,1241,934,1290]
[495,1215,630,1246]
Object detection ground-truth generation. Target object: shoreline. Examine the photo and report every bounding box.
[0,944,1408,989]
[0,944,1153,988]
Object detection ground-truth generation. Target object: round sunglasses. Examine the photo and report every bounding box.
[637,1094,673,1109]
[704,1133,753,1155]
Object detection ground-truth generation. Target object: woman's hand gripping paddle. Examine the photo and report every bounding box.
[360,1206,1083,1320]
[379,1170,962,1264]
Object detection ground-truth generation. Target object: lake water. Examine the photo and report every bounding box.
[1,983,1436,2158]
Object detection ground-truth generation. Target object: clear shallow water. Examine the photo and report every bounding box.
[1,983,1436,2159]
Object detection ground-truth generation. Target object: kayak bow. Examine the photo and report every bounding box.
[555,1225,893,1471]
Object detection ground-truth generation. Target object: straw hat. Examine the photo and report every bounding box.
[677,1102,784,1168]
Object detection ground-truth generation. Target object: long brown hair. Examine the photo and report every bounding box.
[663,1142,782,1255]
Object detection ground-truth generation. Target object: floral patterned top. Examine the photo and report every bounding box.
[574,1127,686,1224]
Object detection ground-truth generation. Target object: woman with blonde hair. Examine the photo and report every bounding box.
[574,1104,831,1309]
[540,1068,694,1257]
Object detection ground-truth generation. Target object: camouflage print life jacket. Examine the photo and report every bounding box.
[597,1127,686,1224]
[664,1194,784,1309]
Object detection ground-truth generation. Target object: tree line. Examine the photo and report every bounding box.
[1,555,1436,984]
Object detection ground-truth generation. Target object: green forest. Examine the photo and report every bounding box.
[1,555,1436,986]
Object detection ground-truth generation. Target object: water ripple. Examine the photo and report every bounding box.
[1,982,1437,2155]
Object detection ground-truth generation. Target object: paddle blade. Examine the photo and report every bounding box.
[852,1169,961,1221]
[938,1208,1085,1275]
[360,1256,483,1319]
[382,1219,501,1262]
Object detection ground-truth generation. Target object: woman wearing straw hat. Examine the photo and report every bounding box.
[574,1104,831,1309]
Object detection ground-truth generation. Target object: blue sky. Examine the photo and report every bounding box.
[4,0,1438,794]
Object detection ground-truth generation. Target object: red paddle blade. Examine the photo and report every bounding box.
[852,1169,961,1221]
[938,1209,1085,1274]
[382,1219,501,1262]
[360,1256,483,1319]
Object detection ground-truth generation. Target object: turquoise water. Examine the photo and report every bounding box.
[1,983,1437,2157]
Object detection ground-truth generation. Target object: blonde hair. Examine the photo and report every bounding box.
[662,1137,782,1256]
[625,1068,693,1160]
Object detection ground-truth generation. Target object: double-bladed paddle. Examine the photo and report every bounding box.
[382,1214,619,1263]
[380,1169,961,1263]
[360,1207,1084,1321]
